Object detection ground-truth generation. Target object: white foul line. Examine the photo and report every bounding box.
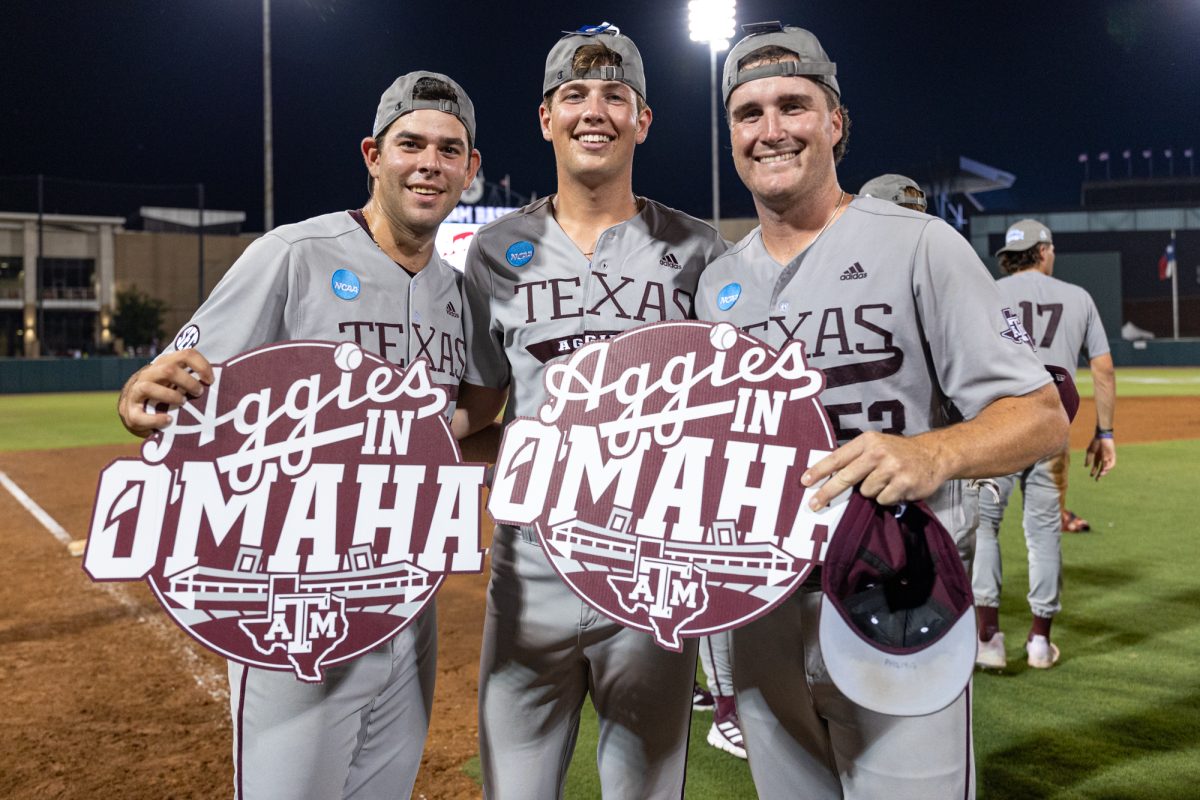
[0,468,228,703]
[0,470,73,545]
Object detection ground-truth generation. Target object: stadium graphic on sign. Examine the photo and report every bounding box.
[489,321,849,651]
[83,341,486,681]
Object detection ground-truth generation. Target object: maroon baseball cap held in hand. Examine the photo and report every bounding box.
[819,490,976,716]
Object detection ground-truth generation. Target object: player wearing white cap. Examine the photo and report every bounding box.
[453,22,726,799]
[974,218,1116,670]
[116,71,480,800]
[695,22,1068,799]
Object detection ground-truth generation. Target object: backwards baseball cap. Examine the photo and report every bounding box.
[860,174,927,212]
[723,21,839,107]
[995,218,1053,256]
[819,491,976,717]
[544,22,647,101]
[373,70,477,148]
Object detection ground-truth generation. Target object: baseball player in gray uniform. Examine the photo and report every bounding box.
[697,632,745,758]
[859,173,984,575]
[974,218,1116,670]
[694,23,1068,799]
[453,23,726,799]
[117,71,480,800]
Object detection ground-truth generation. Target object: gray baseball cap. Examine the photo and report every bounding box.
[995,218,1053,256]
[722,21,838,107]
[372,70,476,148]
[860,174,927,212]
[543,22,647,101]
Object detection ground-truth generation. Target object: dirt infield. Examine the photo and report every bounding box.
[0,396,1195,799]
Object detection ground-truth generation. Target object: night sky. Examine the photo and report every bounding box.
[4,0,1198,231]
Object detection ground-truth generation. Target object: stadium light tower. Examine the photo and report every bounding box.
[263,0,274,232]
[689,0,736,230]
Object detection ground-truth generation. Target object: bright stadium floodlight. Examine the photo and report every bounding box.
[688,0,736,229]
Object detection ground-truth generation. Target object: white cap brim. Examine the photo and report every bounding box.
[817,596,976,717]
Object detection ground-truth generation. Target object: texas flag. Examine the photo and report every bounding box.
[1158,241,1176,281]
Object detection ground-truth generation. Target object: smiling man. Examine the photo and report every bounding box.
[116,71,479,800]
[695,23,1067,799]
[454,22,726,800]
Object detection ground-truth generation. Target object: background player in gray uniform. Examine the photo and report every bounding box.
[116,71,480,800]
[860,172,999,581]
[859,173,927,212]
[974,218,1116,670]
[453,23,726,799]
[695,24,1068,799]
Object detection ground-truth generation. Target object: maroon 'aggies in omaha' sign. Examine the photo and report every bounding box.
[86,341,485,682]
[488,320,847,650]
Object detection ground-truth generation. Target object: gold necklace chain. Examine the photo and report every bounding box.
[812,189,845,246]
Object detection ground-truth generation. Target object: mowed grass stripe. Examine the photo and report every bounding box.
[0,391,129,451]
[974,438,1200,799]
[1073,366,1200,398]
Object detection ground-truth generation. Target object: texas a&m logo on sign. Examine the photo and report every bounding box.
[84,341,485,681]
[489,321,847,650]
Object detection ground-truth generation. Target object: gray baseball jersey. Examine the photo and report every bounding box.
[995,269,1110,372]
[974,269,1107,627]
[696,195,1050,800]
[697,197,1050,441]
[163,210,463,800]
[166,210,465,404]
[462,195,726,799]
[463,195,727,421]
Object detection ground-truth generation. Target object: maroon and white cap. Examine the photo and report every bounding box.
[819,490,976,716]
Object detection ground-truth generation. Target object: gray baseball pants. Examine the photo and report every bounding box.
[973,457,1063,618]
[732,587,975,799]
[229,605,437,800]
[478,525,697,800]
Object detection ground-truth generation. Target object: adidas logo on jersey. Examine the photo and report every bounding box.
[446,302,459,318]
[840,262,868,281]
[659,253,682,269]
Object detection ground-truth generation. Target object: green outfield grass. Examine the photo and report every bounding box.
[0,391,129,451]
[1074,366,1200,398]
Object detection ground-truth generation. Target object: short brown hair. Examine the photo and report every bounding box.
[735,46,850,164]
[543,43,648,114]
[999,243,1049,274]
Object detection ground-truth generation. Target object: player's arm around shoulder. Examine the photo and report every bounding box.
[453,228,508,453]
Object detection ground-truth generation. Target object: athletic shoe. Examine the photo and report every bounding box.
[1026,635,1061,669]
[707,712,747,759]
[975,632,1007,669]
[692,683,714,711]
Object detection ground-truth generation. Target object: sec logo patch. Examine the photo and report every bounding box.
[331,269,361,301]
[716,282,741,311]
[174,324,200,351]
[506,241,534,268]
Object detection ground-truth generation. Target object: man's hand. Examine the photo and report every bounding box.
[801,431,948,511]
[1085,435,1116,480]
[117,349,214,437]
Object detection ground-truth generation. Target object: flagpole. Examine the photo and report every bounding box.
[1171,230,1179,340]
